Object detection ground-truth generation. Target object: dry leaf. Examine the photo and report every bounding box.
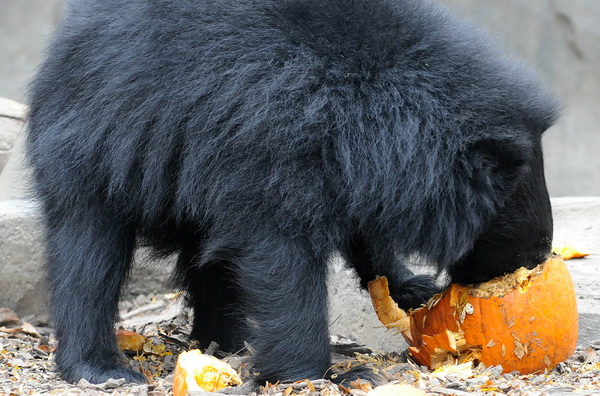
[0,323,41,338]
[350,379,373,392]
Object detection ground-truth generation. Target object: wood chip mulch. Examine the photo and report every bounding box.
[1,295,599,396]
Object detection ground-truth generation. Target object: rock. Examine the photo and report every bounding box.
[100,378,126,389]
[529,375,546,385]
[0,307,20,326]
[487,365,504,378]
[0,199,47,317]
[0,97,26,176]
[0,199,174,318]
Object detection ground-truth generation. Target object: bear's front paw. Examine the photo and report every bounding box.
[390,274,441,310]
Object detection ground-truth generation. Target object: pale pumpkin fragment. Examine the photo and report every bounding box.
[552,244,590,260]
[368,275,411,333]
[173,350,241,395]
[432,361,473,379]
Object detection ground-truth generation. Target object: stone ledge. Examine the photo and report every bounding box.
[0,197,597,351]
[0,97,26,175]
[0,97,27,121]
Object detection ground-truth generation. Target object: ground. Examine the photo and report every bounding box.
[1,291,599,396]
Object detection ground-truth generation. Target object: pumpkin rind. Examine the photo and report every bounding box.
[371,255,578,374]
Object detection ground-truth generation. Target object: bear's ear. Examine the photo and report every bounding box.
[457,134,535,197]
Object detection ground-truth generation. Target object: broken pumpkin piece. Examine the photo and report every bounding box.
[116,328,147,352]
[368,255,578,374]
[432,361,473,379]
[367,275,411,333]
[173,349,242,395]
[552,243,590,260]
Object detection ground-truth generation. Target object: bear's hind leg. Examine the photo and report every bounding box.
[175,242,247,354]
[46,208,146,384]
[233,235,331,383]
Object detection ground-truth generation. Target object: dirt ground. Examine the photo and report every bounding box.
[1,291,599,396]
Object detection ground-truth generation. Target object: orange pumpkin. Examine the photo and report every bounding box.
[368,255,578,374]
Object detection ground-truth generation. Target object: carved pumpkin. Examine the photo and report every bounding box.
[368,255,578,374]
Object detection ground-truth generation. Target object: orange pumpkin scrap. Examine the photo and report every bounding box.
[173,349,242,396]
[116,328,147,352]
[552,243,590,260]
[368,255,578,374]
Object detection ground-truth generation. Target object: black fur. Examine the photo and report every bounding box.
[26,0,558,385]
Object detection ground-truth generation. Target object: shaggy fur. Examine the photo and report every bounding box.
[27,0,558,385]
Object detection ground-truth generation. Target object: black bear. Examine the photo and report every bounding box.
[26,0,558,385]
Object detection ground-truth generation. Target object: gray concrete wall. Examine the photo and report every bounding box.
[0,0,63,201]
[0,0,63,101]
[0,0,599,199]
[439,0,600,198]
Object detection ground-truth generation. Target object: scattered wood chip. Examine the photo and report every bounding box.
[369,383,426,395]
